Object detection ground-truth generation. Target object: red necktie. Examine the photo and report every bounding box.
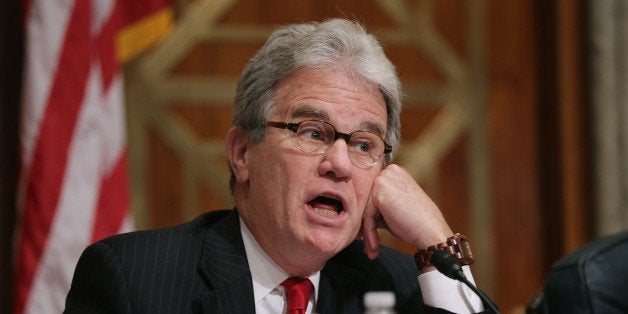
[281,277,313,314]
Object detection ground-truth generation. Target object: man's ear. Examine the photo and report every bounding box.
[226,127,250,184]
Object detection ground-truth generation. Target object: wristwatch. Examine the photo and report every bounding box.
[414,233,475,269]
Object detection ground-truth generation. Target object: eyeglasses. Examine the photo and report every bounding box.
[266,119,392,166]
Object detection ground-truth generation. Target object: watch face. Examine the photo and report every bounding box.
[460,238,474,259]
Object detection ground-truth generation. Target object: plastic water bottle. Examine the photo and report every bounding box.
[364,291,396,314]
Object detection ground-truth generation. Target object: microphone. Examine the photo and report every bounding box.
[430,249,500,313]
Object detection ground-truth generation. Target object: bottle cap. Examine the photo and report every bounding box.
[364,291,395,309]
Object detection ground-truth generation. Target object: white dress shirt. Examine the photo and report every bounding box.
[240,219,483,313]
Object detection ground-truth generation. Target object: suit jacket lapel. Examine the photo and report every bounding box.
[195,210,255,314]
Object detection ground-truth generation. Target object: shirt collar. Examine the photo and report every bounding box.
[239,218,320,304]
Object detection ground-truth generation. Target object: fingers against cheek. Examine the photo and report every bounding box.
[362,193,380,259]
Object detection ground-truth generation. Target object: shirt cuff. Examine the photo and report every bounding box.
[417,265,485,313]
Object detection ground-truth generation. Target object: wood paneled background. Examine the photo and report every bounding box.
[0,0,597,313]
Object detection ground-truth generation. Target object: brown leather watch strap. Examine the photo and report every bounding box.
[414,233,475,269]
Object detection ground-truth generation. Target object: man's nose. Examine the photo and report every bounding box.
[318,139,353,179]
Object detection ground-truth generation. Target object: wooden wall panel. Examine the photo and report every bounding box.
[487,1,590,312]
[554,0,590,252]
[487,1,545,312]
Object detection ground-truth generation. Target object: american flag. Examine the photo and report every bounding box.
[13,0,171,312]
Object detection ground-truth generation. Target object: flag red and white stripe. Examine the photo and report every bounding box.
[14,1,171,313]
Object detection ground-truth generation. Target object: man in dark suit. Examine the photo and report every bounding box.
[65,19,487,313]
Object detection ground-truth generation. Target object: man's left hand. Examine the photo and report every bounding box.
[361,164,454,260]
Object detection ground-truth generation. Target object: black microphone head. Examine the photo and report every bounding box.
[430,249,466,281]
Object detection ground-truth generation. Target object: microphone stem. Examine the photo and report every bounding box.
[459,277,500,314]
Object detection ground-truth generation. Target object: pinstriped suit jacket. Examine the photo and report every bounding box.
[64,209,450,313]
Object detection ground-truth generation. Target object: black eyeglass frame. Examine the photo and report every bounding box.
[266,119,392,164]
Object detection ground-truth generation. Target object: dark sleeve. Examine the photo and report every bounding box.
[64,242,131,314]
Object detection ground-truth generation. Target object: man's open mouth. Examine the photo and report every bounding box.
[308,195,344,216]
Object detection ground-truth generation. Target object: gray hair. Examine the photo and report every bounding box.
[233,19,402,156]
